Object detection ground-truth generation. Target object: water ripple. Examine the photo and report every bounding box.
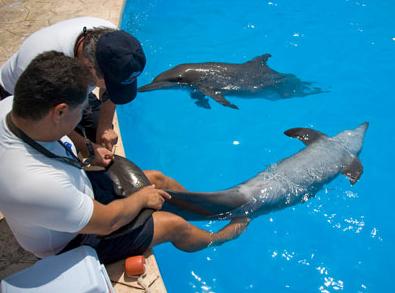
[190,270,216,293]
[271,247,347,291]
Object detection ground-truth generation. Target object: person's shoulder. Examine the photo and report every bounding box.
[0,149,75,196]
[0,96,15,148]
[0,147,36,193]
[23,17,116,44]
[0,96,13,118]
[57,16,117,29]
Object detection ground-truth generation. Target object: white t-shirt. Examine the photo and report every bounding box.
[0,16,116,93]
[0,97,94,258]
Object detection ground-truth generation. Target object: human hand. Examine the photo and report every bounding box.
[134,185,172,210]
[97,128,118,151]
[92,143,113,167]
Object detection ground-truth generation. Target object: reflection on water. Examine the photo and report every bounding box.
[308,190,383,241]
[190,270,216,293]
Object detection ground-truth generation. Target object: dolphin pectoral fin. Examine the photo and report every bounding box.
[195,98,211,109]
[343,157,363,185]
[190,91,211,109]
[190,91,204,100]
[212,94,239,109]
[199,88,239,109]
[284,128,327,145]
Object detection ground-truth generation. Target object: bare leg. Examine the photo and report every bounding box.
[143,170,186,191]
[149,211,249,252]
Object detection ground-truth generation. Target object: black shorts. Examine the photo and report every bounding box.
[60,171,154,264]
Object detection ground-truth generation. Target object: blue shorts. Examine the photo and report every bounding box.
[60,171,154,264]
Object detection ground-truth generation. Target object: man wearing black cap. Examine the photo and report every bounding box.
[0,16,144,168]
[72,26,146,167]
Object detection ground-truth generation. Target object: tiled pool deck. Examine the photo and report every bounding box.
[0,1,166,292]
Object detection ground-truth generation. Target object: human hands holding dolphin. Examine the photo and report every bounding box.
[133,184,172,210]
[92,143,114,167]
[97,128,118,151]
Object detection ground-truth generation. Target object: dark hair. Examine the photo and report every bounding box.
[13,51,92,120]
[82,27,117,79]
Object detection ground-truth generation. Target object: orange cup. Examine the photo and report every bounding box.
[124,255,146,277]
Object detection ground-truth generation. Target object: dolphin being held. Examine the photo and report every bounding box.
[107,123,368,225]
[138,53,324,109]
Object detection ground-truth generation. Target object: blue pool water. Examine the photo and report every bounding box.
[119,0,395,292]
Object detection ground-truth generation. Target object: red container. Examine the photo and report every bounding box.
[124,255,146,277]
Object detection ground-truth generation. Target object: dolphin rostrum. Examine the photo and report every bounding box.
[138,54,324,110]
[107,123,368,224]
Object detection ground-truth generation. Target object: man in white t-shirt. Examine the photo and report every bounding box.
[0,17,144,168]
[0,51,248,262]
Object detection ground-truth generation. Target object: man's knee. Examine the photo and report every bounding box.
[144,170,166,187]
[152,211,191,243]
[169,216,191,241]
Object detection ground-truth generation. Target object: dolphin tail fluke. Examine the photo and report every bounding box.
[342,157,363,185]
[284,128,327,145]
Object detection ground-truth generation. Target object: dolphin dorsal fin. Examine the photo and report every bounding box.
[284,128,327,145]
[248,53,272,65]
[342,157,363,185]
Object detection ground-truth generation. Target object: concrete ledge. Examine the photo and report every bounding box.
[0,0,123,63]
[0,1,167,292]
[0,220,37,280]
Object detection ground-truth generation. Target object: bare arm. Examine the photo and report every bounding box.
[96,97,118,150]
[68,130,88,155]
[68,130,113,167]
[79,185,171,235]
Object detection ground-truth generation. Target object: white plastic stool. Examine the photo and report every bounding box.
[1,246,114,293]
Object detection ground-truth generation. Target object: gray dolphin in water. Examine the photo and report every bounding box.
[138,54,324,109]
[107,123,368,224]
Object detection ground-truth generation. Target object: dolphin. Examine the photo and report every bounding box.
[138,54,324,109]
[106,123,368,223]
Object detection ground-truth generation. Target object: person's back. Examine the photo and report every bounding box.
[0,97,94,257]
[0,16,147,169]
[0,16,115,94]
[0,51,96,257]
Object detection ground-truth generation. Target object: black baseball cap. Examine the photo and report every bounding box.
[95,30,146,104]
